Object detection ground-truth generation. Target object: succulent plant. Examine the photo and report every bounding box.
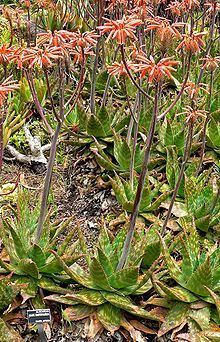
[185,172,220,232]
[0,187,81,299]
[149,220,220,338]
[44,225,166,337]
[110,172,171,217]
[66,104,129,145]
[92,133,163,173]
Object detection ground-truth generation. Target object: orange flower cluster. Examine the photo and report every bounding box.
[107,61,136,77]
[98,16,142,44]
[0,77,19,106]
[176,32,206,54]
[135,54,180,82]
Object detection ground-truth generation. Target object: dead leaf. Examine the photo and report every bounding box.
[129,320,156,335]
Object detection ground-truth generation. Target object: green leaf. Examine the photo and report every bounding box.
[16,259,40,279]
[97,303,121,333]
[0,318,22,342]
[38,277,71,295]
[63,305,95,322]
[97,248,114,277]
[114,136,131,171]
[189,307,210,331]
[156,281,198,303]
[97,106,111,135]
[51,251,98,289]
[101,292,161,321]
[87,114,106,137]
[89,257,115,291]
[108,267,139,289]
[28,244,46,268]
[186,257,212,296]
[65,289,106,306]
[159,234,184,285]
[0,279,19,311]
[158,302,189,336]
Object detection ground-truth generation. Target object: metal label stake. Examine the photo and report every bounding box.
[27,309,51,342]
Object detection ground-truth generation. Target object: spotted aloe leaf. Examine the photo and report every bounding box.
[97,248,114,276]
[159,234,185,286]
[158,302,189,337]
[28,244,46,268]
[0,318,22,342]
[16,259,40,279]
[204,287,220,319]
[63,305,95,322]
[97,106,111,136]
[89,257,116,292]
[113,135,131,171]
[108,266,139,289]
[52,251,98,289]
[64,289,106,306]
[0,279,19,311]
[207,117,220,150]
[87,114,106,137]
[185,257,212,296]
[189,307,211,331]
[97,303,121,333]
[101,292,162,321]
[156,281,198,303]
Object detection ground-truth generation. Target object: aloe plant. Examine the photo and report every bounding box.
[185,173,220,232]
[44,226,165,336]
[0,187,81,298]
[151,220,220,338]
[110,173,171,218]
[66,104,129,145]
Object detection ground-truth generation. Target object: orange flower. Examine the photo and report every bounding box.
[21,46,63,68]
[166,1,183,16]
[37,30,71,47]
[204,1,220,13]
[135,54,180,83]
[182,0,200,10]
[69,46,94,64]
[68,30,99,48]
[107,61,136,77]
[98,16,142,44]
[176,32,207,54]
[0,45,14,65]
[0,77,19,106]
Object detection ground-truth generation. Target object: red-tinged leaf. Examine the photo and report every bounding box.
[156,281,198,303]
[158,303,189,337]
[97,303,121,333]
[64,289,106,306]
[63,305,95,322]
[204,286,220,318]
[44,294,81,305]
[129,320,156,335]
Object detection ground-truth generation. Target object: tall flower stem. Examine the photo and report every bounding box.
[161,121,194,237]
[117,82,161,270]
[196,70,214,175]
[36,64,65,243]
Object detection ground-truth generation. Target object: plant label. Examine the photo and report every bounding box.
[27,309,51,324]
